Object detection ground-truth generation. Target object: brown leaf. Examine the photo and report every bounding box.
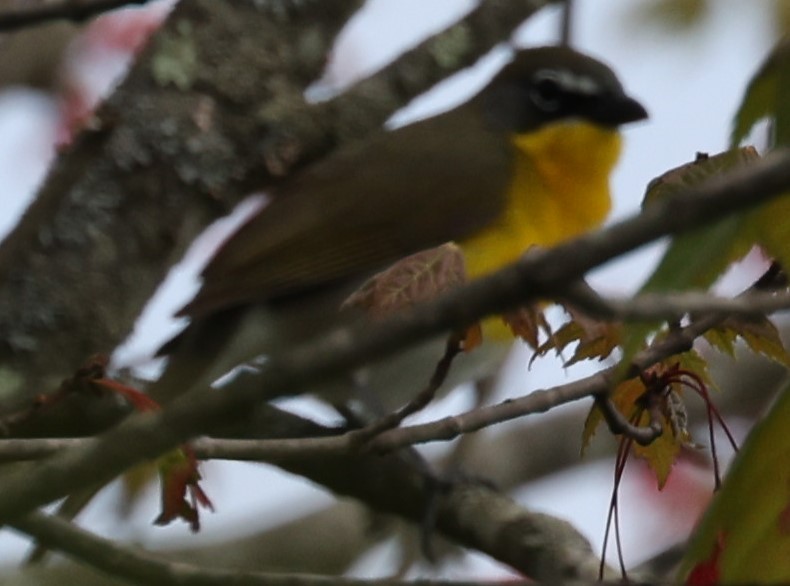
[564,306,622,365]
[533,305,621,364]
[461,322,483,353]
[502,303,552,349]
[342,243,467,316]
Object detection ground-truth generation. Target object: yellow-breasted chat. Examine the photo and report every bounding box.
[150,45,647,411]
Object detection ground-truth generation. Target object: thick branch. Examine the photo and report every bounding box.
[326,0,561,139]
[11,511,500,586]
[0,0,364,399]
[0,0,558,404]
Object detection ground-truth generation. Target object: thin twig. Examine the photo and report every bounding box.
[592,395,663,447]
[367,308,764,453]
[564,287,790,322]
[559,0,574,45]
[350,335,463,444]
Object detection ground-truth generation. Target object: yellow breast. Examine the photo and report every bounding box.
[459,121,623,338]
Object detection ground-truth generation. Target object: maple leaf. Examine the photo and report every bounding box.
[0,354,215,531]
[584,369,686,488]
[631,410,685,490]
[533,304,621,365]
[674,348,717,391]
[154,446,214,532]
[595,358,736,577]
[562,306,621,364]
[502,303,552,350]
[74,360,215,532]
[639,148,758,292]
[583,354,723,488]
[343,242,482,352]
[342,243,468,315]
[614,148,762,371]
[730,36,790,288]
[704,314,790,367]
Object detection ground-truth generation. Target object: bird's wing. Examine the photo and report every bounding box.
[181,107,514,318]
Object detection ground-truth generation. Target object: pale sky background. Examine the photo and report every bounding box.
[0,0,780,578]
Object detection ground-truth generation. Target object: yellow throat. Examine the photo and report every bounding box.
[460,120,623,338]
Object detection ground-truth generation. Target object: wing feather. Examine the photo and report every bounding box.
[182,105,514,317]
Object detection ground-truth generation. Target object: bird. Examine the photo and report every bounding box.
[150,45,648,414]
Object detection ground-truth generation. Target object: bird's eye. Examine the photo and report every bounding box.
[530,71,564,111]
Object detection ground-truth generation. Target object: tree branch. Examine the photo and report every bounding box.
[0,0,559,403]
[0,0,367,400]
[11,510,510,586]
[324,0,562,141]
[562,284,790,322]
[0,280,761,461]
[592,394,663,446]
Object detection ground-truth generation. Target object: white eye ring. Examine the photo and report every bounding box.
[530,70,564,112]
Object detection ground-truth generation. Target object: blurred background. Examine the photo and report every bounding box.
[0,0,787,581]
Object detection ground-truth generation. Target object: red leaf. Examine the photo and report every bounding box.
[154,446,213,532]
[686,532,726,586]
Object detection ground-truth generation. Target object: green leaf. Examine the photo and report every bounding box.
[619,149,760,366]
[748,195,790,271]
[705,314,790,367]
[640,148,759,294]
[704,326,739,359]
[730,39,790,273]
[675,349,716,390]
[631,407,681,489]
[732,38,790,147]
[679,383,790,583]
[580,398,604,456]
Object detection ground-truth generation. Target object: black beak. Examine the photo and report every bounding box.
[601,94,649,126]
